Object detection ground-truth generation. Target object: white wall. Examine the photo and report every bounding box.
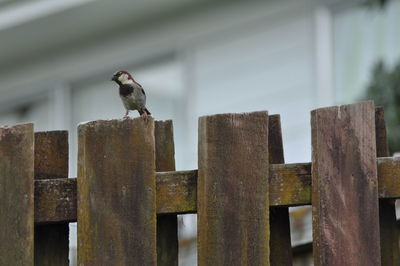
[0,1,340,265]
[0,97,51,131]
[189,3,316,167]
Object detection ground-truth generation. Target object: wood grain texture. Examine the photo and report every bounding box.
[377,157,400,199]
[34,131,69,266]
[198,112,270,266]
[155,120,178,266]
[155,121,175,172]
[375,107,400,266]
[268,115,292,266]
[375,107,390,157]
[77,118,157,266]
[269,163,311,206]
[35,178,77,223]
[34,131,68,180]
[311,101,381,266]
[0,123,34,266]
[156,170,197,214]
[33,157,400,223]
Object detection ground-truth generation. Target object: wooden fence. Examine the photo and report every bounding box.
[1,101,399,266]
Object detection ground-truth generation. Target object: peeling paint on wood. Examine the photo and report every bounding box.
[0,123,34,266]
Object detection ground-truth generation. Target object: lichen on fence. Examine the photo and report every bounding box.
[1,101,399,265]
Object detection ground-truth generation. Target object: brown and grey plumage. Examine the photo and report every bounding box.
[111,70,151,119]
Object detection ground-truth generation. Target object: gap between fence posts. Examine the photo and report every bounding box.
[197,111,270,266]
[34,131,69,266]
[155,120,179,266]
[375,107,400,266]
[77,118,157,265]
[268,115,293,266]
[0,124,34,266]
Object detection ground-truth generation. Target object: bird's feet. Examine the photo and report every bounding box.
[123,110,129,120]
[141,112,150,122]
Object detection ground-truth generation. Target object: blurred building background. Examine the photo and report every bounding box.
[0,0,398,265]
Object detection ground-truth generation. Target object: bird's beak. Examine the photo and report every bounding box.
[111,74,117,81]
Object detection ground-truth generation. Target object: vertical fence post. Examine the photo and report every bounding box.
[311,101,381,266]
[375,107,400,266]
[34,131,69,266]
[155,120,178,266]
[198,111,270,266]
[0,124,34,265]
[268,115,293,266]
[78,118,157,265]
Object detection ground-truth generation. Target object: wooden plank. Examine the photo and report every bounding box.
[311,101,381,266]
[198,112,270,266]
[377,157,400,199]
[77,118,157,265]
[35,178,77,223]
[34,157,400,223]
[35,170,197,224]
[268,115,292,266]
[155,121,178,266]
[34,131,68,180]
[375,107,400,266]
[0,123,34,266]
[269,163,311,206]
[155,120,176,171]
[34,131,69,266]
[156,170,197,214]
[375,107,390,157]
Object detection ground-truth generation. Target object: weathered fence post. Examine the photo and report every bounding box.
[34,131,69,266]
[268,115,292,266]
[375,107,400,266]
[198,111,270,266]
[0,124,34,265]
[155,120,178,266]
[78,118,157,265]
[311,101,381,266]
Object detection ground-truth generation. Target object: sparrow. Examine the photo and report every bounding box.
[111,70,151,119]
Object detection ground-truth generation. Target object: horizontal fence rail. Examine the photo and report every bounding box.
[3,101,400,266]
[35,157,400,224]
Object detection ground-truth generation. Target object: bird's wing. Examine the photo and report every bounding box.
[133,80,143,89]
[133,81,146,96]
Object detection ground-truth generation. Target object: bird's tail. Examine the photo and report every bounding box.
[144,108,151,115]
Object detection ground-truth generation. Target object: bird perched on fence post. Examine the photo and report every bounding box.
[111,70,151,119]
